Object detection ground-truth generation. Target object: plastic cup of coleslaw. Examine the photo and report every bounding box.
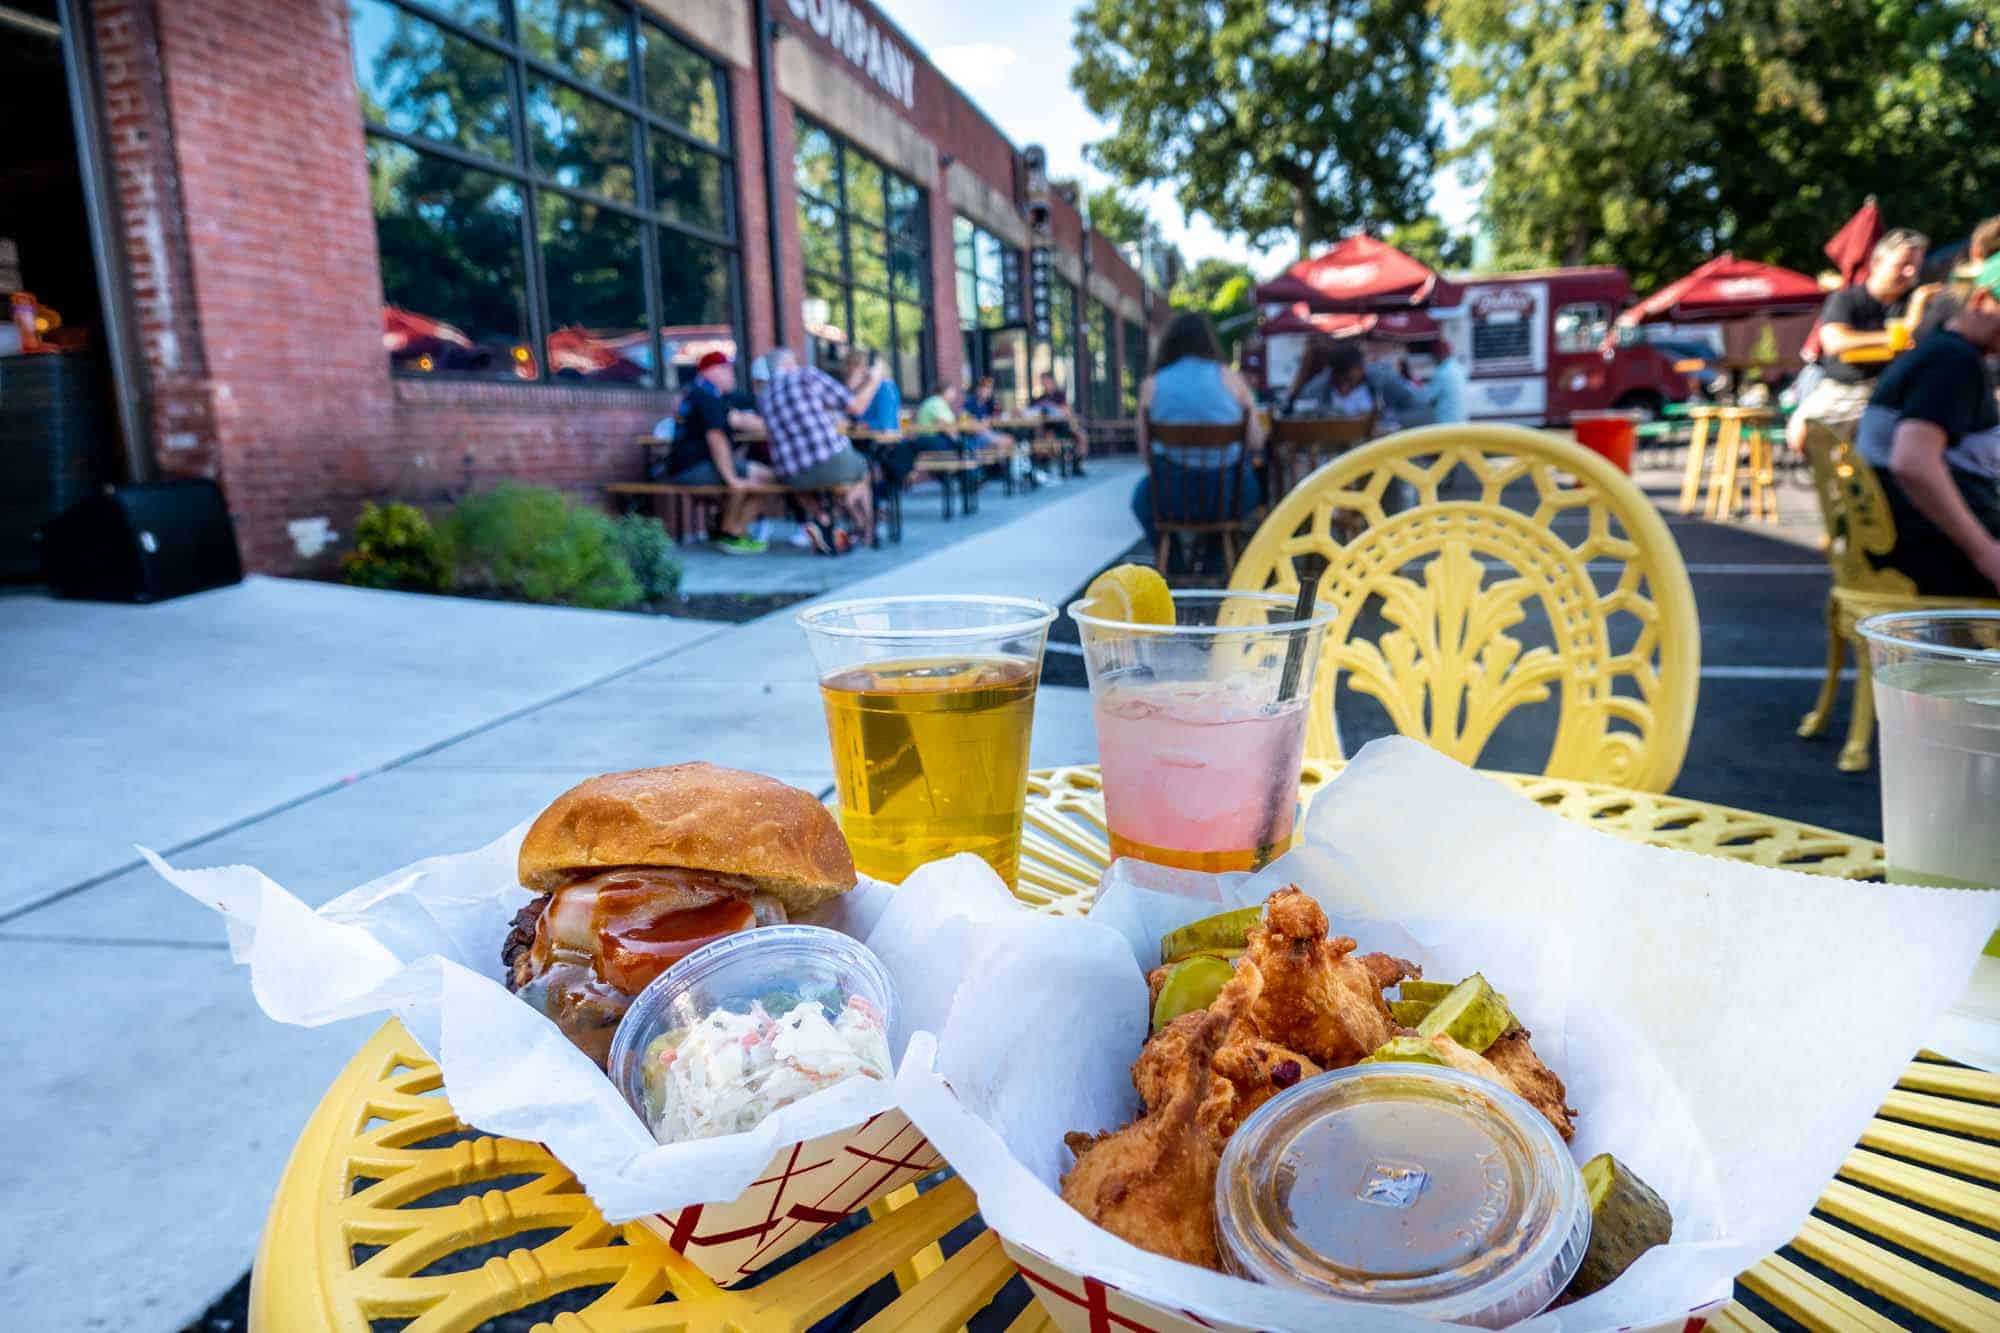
[1216,1064,1590,1328]
[607,924,900,1145]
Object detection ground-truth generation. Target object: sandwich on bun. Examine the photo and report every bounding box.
[502,763,856,1064]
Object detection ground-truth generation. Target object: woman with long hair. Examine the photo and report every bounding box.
[1133,311,1265,546]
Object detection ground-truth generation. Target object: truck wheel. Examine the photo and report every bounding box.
[1615,391,1664,421]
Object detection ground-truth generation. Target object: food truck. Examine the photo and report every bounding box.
[1251,266,1693,426]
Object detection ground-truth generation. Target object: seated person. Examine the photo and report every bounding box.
[1364,348,1428,430]
[844,347,915,487]
[1410,338,1467,424]
[1790,228,1927,451]
[1855,256,2000,597]
[664,351,780,555]
[755,347,879,554]
[1132,312,1264,545]
[1284,339,1375,418]
[966,375,1002,420]
[913,382,972,454]
[1030,371,1090,472]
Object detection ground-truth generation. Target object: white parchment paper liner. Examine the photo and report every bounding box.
[890,738,2000,1330]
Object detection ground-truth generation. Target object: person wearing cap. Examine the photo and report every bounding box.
[1855,254,2000,596]
[667,351,780,556]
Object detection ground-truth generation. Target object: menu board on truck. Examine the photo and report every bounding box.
[1467,282,1546,376]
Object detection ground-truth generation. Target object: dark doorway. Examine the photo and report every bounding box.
[1,0,127,582]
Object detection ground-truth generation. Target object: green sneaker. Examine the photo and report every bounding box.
[713,534,768,556]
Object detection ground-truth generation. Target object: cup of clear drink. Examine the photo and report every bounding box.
[797,595,1056,887]
[1069,590,1333,874]
[1859,610,2000,1063]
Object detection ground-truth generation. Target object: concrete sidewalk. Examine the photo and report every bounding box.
[1,460,1143,1331]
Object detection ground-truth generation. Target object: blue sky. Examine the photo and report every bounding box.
[877,0,1477,276]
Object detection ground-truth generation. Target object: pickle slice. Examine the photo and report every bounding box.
[1150,955,1235,1032]
[1359,1036,1452,1067]
[1567,1154,1674,1299]
[1399,979,1456,1004]
[1159,907,1265,965]
[1389,999,1435,1027]
[1415,973,1516,1053]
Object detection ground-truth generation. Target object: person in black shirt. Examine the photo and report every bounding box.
[1855,255,2000,596]
[1791,229,1927,448]
[668,351,781,555]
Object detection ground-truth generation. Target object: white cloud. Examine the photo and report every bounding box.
[928,41,1018,92]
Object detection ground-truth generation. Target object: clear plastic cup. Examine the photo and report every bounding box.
[608,924,899,1143]
[1069,590,1332,874]
[797,595,1056,887]
[1859,610,2000,1063]
[1216,1064,1590,1328]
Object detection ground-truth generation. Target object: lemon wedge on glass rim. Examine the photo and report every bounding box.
[1084,563,1174,626]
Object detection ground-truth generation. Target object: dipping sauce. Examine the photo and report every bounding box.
[1216,1065,1589,1329]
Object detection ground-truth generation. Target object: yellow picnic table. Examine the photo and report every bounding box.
[252,762,2000,1332]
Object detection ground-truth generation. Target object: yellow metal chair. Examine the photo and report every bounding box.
[1795,425,2000,771]
[1229,423,1701,793]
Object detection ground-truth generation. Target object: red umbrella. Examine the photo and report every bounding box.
[1615,254,1824,327]
[1254,234,1439,311]
[1369,308,1440,343]
[1824,198,1882,288]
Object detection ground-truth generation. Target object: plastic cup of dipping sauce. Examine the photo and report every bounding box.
[1216,1064,1590,1328]
[608,924,899,1145]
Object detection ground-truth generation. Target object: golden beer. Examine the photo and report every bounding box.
[820,655,1039,884]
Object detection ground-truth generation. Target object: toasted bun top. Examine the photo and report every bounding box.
[518,764,856,914]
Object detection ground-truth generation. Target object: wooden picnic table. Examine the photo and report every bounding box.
[248,760,1998,1332]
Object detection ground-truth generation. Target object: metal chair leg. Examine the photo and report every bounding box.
[1797,595,1846,739]
[1839,641,1877,772]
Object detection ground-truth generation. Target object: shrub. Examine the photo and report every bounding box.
[617,512,684,602]
[343,501,451,593]
[441,483,641,610]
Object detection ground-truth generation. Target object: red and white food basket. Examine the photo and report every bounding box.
[888,740,2000,1331]
[145,827,967,1288]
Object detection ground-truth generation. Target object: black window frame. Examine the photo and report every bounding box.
[795,112,932,394]
[349,0,743,388]
[1122,318,1148,415]
[1087,297,1117,419]
[954,214,1018,333]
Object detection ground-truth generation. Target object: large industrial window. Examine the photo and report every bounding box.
[1087,298,1117,419]
[795,114,931,395]
[1122,318,1148,414]
[349,0,740,387]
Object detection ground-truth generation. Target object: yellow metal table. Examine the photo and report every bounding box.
[257,763,2000,1331]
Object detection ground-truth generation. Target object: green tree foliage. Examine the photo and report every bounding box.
[1170,257,1259,354]
[1071,0,1440,256]
[1438,0,2000,288]
[1383,216,1473,272]
[616,513,684,602]
[1086,185,1157,249]
[443,484,641,610]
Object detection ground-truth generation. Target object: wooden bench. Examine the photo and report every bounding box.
[604,480,881,548]
[1088,417,1139,455]
[910,451,983,519]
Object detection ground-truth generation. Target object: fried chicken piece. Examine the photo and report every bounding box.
[1133,981,1322,1144]
[1484,1029,1577,1140]
[1241,888,1419,1069]
[1059,966,1263,1269]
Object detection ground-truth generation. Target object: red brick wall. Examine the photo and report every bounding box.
[90,0,1159,573]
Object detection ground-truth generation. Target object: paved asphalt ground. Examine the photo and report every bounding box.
[4,448,1889,1331]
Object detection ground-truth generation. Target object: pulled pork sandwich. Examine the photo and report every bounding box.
[502,763,856,1064]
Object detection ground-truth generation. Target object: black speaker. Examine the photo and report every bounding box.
[38,479,243,602]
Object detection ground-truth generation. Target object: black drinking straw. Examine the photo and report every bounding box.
[1253,553,1329,868]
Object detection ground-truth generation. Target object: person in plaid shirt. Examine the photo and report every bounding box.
[755,348,880,552]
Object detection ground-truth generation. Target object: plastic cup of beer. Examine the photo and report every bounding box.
[1859,610,2000,1061]
[798,595,1056,887]
[1069,590,1333,874]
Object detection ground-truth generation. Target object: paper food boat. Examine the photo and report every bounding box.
[1001,1240,1729,1333]
[637,1109,943,1285]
